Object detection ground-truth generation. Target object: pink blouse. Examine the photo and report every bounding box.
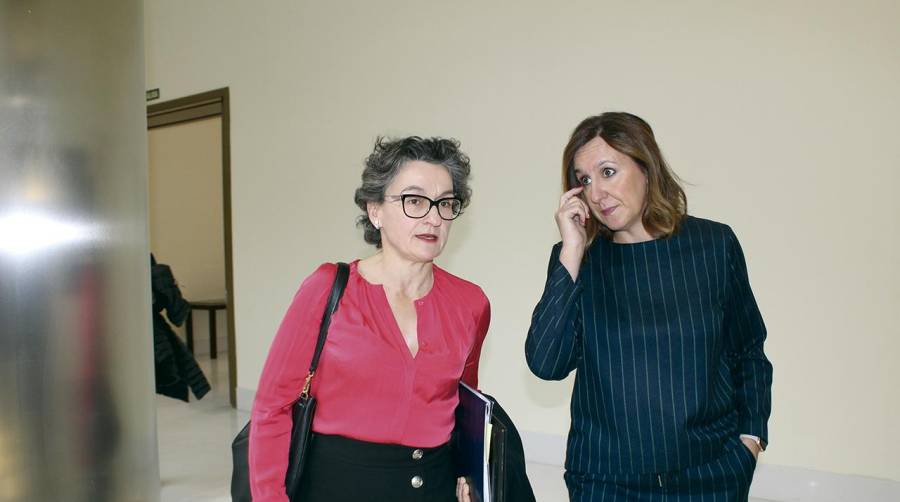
[248,261,490,501]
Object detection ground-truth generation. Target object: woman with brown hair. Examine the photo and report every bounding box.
[525,112,772,501]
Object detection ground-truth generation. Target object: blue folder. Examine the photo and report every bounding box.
[456,382,493,502]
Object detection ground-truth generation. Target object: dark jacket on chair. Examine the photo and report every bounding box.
[151,255,210,401]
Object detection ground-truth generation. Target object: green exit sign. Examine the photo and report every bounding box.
[146,89,160,101]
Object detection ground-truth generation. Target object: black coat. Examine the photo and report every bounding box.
[482,394,537,502]
[151,255,210,402]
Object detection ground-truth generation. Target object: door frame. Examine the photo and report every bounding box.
[147,88,237,407]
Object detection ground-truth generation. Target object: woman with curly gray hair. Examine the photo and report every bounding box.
[249,136,489,502]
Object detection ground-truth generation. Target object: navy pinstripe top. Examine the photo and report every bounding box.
[525,216,772,475]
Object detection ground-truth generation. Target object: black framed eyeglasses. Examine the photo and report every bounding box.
[385,194,463,221]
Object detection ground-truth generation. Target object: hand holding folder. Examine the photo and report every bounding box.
[456,382,493,502]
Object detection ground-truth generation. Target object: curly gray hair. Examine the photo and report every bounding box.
[354,136,472,248]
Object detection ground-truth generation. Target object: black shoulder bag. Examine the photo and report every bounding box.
[231,262,350,501]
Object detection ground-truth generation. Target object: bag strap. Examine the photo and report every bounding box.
[299,262,350,399]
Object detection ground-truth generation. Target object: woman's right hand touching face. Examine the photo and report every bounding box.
[556,186,589,251]
[555,186,589,280]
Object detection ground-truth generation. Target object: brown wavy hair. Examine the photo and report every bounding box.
[562,112,687,244]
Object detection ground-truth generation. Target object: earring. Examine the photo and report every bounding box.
[373,221,380,230]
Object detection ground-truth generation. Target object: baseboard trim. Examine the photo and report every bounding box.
[521,430,568,466]
[519,431,900,501]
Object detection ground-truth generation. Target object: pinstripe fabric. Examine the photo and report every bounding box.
[525,216,771,499]
[563,436,756,501]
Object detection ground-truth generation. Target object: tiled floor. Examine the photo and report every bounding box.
[157,355,767,501]
[158,355,247,502]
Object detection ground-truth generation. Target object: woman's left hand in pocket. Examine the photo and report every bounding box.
[740,437,761,461]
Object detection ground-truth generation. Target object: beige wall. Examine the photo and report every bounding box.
[148,116,226,302]
[145,0,900,481]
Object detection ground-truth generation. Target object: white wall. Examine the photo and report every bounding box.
[145,0,900,482]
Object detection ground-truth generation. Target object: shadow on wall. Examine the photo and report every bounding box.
[522,367,570,408]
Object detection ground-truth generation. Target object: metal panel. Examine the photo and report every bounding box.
[0,1,159,501]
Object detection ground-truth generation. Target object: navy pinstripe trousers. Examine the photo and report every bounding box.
[565,436,755,501]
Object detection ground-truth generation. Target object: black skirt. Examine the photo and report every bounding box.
[297,433,457,502]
